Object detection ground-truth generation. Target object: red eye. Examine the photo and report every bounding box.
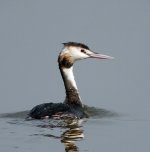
[81,49,86,53]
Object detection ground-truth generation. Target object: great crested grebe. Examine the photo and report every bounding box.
[28,42,113,119]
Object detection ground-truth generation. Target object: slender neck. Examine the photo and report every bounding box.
[59,65,82,106]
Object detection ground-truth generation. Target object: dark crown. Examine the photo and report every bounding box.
[63,42,90,50]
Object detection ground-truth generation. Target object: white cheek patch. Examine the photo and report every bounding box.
[63,67,78,90]
[70,47,89,60]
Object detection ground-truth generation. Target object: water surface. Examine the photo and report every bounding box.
[0,108,150,152]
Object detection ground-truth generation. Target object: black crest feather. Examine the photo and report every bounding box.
[62,42,90,50]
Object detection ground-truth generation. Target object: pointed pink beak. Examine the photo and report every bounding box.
[89,52,114,59]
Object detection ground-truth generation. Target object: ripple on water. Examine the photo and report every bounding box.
[0,106,118,152]
[0,105,117,120]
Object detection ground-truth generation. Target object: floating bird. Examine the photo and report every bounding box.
[28,42,113,119]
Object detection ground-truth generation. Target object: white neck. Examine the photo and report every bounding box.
[59,66,82,106]
[62,67,78,90]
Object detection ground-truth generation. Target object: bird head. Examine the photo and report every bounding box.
[58,42,113,68]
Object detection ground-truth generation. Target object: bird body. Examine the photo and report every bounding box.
[29,102,86,119]
[28,42,113,119]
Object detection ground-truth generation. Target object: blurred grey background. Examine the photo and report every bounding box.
[0,0,150,119]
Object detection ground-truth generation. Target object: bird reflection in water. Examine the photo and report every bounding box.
[39,118,84,152]
[61,124,84,152]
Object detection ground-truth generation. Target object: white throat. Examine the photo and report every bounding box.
[62,67,78,90]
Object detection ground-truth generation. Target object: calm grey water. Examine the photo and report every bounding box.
[0,0,150,152]
[0,111,150,152]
